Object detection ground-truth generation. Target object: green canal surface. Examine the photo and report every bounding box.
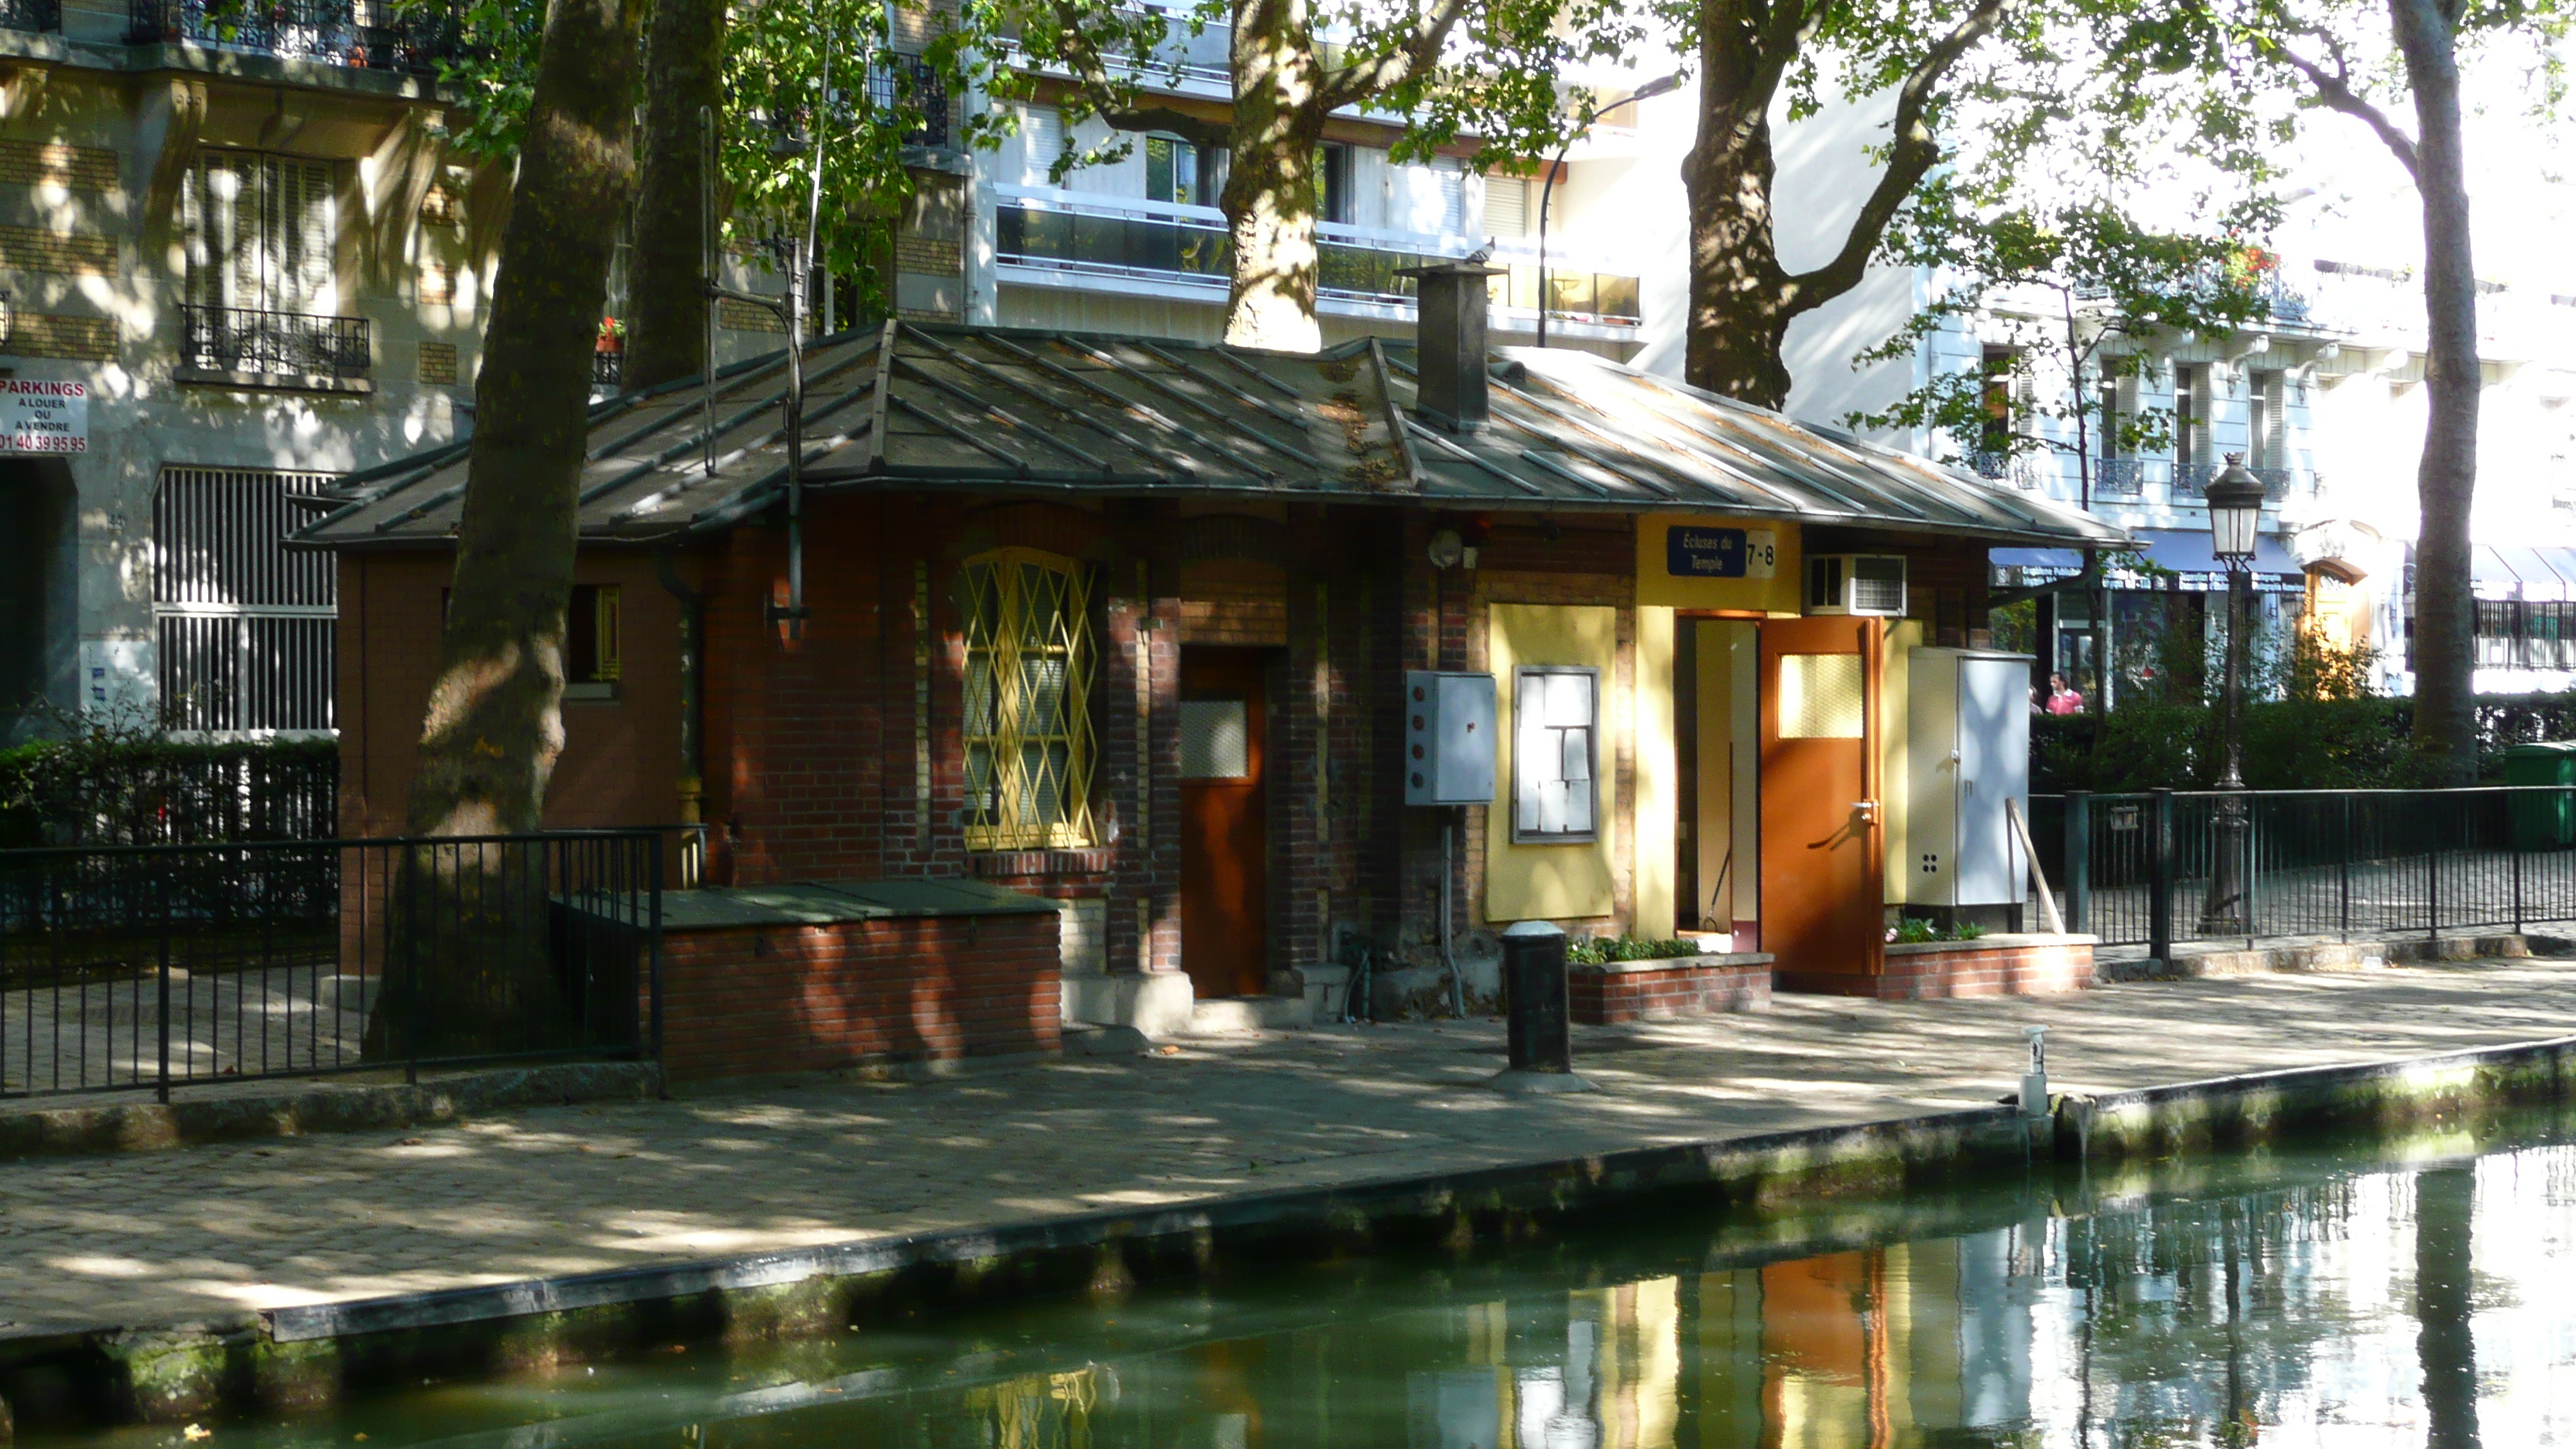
[36,1112,2576,1447]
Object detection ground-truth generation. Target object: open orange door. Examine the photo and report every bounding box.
[1759,617,1885,985]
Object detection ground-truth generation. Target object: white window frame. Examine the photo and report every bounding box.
[1512,665,1598,844]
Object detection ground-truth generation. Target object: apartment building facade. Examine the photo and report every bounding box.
[0,2,803,744]
[1767,101,2576,704]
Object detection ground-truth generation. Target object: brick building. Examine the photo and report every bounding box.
[305,271,2125,1060]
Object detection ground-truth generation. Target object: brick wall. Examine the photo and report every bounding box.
[1777,937,2095,1000]
[336,550,687,838]
[1570,957,1771,1024]
[657,909,1061,1081]
[0,140,118,190]
[0,224,115,277]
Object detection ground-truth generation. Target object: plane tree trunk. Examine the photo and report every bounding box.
[624,0,726,392]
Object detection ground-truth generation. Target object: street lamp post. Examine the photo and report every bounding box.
[1535,74,1678,349]
[2199,454,2266,936]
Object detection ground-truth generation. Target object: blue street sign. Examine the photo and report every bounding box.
[1666,526,1775,579]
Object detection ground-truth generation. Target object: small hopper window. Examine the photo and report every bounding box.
[566,584,621,700]
[1778,653,1863,738]
[1513,666,1597,843]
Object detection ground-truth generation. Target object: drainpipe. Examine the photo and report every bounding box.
[656,547,705,886]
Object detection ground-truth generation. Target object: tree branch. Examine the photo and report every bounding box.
[2272,41,2419,177]
[1783,0,2002,309]
[1043,2,1234,149]
[1320,0,1474,111]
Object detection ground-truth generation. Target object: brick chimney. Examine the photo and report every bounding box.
[1399,259,1506,433]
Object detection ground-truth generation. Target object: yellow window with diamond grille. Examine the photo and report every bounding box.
[962,550,1098,850]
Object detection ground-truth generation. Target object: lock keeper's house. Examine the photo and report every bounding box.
[300,268,2127,1078]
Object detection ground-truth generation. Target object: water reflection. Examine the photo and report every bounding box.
[50,1136,2576,1448]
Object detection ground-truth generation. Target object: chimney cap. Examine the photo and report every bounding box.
[1396,259,1508,280]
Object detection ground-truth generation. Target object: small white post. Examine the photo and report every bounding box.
[2021,1025,2050,1118]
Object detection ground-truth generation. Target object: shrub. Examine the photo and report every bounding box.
[1565,936,1708,964]
[0,714,336,847]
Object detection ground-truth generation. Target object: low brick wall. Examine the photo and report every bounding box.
[654,882,1062,1082]
[1570,953,1774,1024]
[1774,934,2096,1000]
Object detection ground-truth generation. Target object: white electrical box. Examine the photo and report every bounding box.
[1807,554,1908,617]
[1905,648,2032,907]
[1404,670,1496,806]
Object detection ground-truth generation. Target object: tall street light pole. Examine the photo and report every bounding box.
[1535,74,1678,349]
[2200,454,2266,936]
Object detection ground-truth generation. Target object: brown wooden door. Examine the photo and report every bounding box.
[1759,617,1885,980]
[1180,648,1269,999]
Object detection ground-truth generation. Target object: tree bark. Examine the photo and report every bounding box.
[1680,0,1999,407]
[2391,0,2479,783]
[625,0,726,392]
[1221,0,1331,351]
[372,0,648,1062]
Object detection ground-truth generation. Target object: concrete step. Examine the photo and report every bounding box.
[1184,995,1314,1036]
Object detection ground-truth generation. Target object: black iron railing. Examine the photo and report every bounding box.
[2029,786,2576,958]
[128,0,465,75]
[2173,461,2303,503]
[1,0,60,33]
[1965,450,2045,490]
[869,55,951,149]
[0,831,661,1101]
[2092,456,2150,498]
[181,303,371,379]
[996,201,1644,320]
[593,350,623,389]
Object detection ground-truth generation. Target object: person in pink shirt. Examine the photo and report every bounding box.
[2046,673,2086,714]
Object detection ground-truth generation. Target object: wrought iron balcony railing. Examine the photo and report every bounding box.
[129,0,466,77]
[1,0,60,33]
[181,303,371,380]
[868,56,951,149]
[1964,449,2045,491]
[995,200,1643,322]
[593,350,623,389]
[2172,461,2304,503]
[2092,455,2149,498]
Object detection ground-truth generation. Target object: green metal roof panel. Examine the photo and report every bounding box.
[657,877,1058,930]
[296,320,2132,551]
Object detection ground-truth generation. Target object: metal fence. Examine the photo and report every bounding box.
[0,831,659,1101]
[180,303,372,380]
[2030,787,2576,957]
[129,0,466,74]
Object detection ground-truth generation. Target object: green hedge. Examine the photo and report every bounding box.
[0,736,338,848]
[2033,691,2576,792]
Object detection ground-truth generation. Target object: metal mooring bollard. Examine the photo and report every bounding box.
[1491,920,1593,1094]
[2021,1025,2050,1118]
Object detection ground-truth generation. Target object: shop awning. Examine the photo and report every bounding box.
[2475,544,2576,600]
[2132,528,2304,576]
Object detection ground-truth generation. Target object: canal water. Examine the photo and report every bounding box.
[33,1117,2576,1447]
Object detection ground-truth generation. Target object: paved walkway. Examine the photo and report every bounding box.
[5,958,2575,1338]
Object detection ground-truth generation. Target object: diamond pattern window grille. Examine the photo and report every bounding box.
[963,550,1097,850]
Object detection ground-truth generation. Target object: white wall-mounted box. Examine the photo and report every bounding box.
[1403,670,1496,806]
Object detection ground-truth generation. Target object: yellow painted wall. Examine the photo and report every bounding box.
[1881,619,1922,904]
[1635,606,1676,935]
[1634,513,1806,614]
[1486,602,1619,921]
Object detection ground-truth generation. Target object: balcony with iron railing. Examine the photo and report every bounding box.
[1,0,58,33]
[180,304,371,383]
[868,55,951,149]
[128,0,466,76]
[993,189,1643,326]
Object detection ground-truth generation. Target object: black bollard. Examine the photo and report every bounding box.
[1494,921,1591,1093]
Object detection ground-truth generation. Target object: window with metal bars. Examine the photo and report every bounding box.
[152,467,337,734]
[961,550,1096,850]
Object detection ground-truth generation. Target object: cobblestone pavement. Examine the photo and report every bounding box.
[4,959,2574,1337]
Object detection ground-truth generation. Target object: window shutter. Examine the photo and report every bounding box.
[1484,176,1526,237]
[1435,159,1465,235]
[1023,107,1064,182]
[291,160,335,314]
[2263,374,2288,471]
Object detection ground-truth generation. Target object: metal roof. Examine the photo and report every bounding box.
[297,320,2133,550]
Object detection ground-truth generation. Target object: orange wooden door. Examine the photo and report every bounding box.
[1758,617,1885,980]
[1180,648,1269,999]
